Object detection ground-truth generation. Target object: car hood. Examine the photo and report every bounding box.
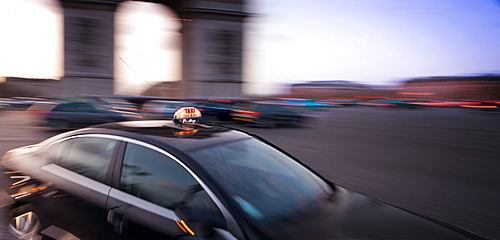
[256,186,484,240]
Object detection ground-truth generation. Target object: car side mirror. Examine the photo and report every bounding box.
[174,185,226,229]
[175,204,225,229]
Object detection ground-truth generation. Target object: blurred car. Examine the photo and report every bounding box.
[480,100,500,106]
[0,102,14,111]
[25,100,61,126]
[194,99,242,122]
[80,96,139,112]
[272,98,331,110]
[59,96,140,113]
[141,100,193,120]
[459,100,499,111]
[359,99,419,108]
[231,102,309,128]
[0,98,33,110]
[0,108,486,240]
[26,100,60,115]
[10,97,48,108]
[41,101,142,130]
[441,100,482,107]
[316,99,359,107]
[412,100,483,108]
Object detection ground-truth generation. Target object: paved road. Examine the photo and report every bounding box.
[236,107,500,240]
[0,107,499,239]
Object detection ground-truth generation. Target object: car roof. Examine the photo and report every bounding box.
[64,120,252,152]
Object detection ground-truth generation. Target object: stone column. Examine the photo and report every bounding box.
[178,0,246,98]
[59,0,123,97]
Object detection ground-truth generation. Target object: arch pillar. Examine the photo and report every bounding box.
[59,0,124,96]
[177,0,246,98]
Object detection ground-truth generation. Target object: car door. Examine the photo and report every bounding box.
[104,139,238,239]
[36,135,120,239]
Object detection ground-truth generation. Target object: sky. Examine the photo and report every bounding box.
[1,0,500,95]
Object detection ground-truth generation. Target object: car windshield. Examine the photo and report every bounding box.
[187,138,334,225]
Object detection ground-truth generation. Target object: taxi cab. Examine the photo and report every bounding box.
[0,108,487,239]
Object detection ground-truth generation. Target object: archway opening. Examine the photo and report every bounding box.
[0,0,63,80]
[115,1,182,96]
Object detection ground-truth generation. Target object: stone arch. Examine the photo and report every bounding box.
[59,0,246,98]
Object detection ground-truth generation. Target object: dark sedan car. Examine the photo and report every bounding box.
[194,99,247,123]
[230,102,309,128]
[0,108,487,240]
[39,101,143,130]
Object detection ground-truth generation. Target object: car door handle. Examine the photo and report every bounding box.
[107,206,127,233]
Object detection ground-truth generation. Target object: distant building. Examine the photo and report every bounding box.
[399,76,500,100]
[0,77,60,98]
[287,77,500,100]
[0,77,186,98]
[289,80,384,99]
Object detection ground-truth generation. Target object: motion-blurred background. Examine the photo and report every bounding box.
[0,0,499,239]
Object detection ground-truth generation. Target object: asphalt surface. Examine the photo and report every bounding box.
[0,107,499,239]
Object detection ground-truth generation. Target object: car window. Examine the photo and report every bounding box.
[51,137,118,183]
[51,102,100,113]
[205,101,234,108]
[273,105,295,113]
[76,103,100,112]
[120,143,222,216]
[52,103,76,112]
[188,138,333,225]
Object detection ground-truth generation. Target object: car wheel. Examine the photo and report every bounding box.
[8,205,43,240]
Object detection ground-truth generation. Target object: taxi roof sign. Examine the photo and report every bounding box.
[173,107,202,124]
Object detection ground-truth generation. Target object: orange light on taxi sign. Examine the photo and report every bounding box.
[174,129,199,137]
[173,107,202,124]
